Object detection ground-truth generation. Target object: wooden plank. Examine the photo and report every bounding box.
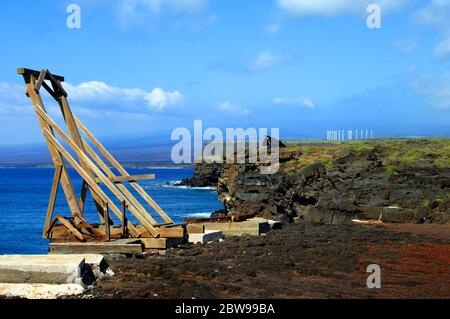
[78,180,88,213]
[25,77,82,218]
[186,224,205,234]
[39,127,140,238]
[158,227,185,238]
[81,141,158,226]
[139,227,185,238]
[71,212,105,240]
[42,165,62,238]
[103,203,110,242]
[55,215,85,242]
[74,116,175,225]
[17,68,65,82]
[49,242,143,254]
[50,225,124,239]
[140,237,185,250]
[36,116,159,232]
[56,91,105,221]
[34,69,47,93]
[94,174,156,183]
[37,121,160,238]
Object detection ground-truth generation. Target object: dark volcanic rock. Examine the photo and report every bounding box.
[184,143,450,224]
[179,162,222,188]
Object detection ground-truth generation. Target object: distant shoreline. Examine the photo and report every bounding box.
[0,163,194,169]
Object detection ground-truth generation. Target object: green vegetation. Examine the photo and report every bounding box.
[385,164,398,175]
[281,138,450,174]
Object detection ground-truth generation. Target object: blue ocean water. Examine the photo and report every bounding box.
[0,167,223,254]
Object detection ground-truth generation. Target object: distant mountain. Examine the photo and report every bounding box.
[0,134,178,167]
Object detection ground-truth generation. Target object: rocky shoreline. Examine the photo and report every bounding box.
[181,139,450,225]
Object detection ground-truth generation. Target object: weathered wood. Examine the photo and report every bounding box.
[34,69,47,93]
[140,227,185,238]
[81,140,158,226]
[36,117,160,238]
[49,242,143,254]
[25,77,82,217]
[19,68,189,247]
[17,68,64,82]
[70,213,105,240]
[74,116,174,224]
[56,89,105,221]
[43,165,62,238]
[54,215,85,242]
[103,203,110,242]
[140,237,185,250]
[40,126,140,238]
[186,224,205,234]
[122,201,127,238]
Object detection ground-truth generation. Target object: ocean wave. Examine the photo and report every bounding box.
[160,180,216,190]
[185,212,213,218]
[143,166,185,170]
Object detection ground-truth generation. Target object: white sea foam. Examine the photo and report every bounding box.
[186,212,213,218]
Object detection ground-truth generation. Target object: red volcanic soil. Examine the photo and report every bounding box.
[89,222,449,299]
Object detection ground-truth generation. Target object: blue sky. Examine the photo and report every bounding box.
[0,0,449,146]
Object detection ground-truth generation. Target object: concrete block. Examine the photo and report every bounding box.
[0,283,85,299]
[188,230,223,244]
[0,255,86,284]
[248,217,281,230]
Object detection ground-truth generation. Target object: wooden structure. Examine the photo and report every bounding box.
[18,68,186,252]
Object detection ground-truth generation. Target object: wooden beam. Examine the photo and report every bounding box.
[81,140,158,226]
[25,76,82,218]
[49,241,143,254]
[42,165,62,238]
[103,203,111,242]
[55,215,85,242]
[74,116,175,225]
[39,127,140,238]
[55,89,105,221]
[17,68,64,82]
[36,118,160,237]
[140,237,185,250]
[94,174,156,183]
[34,69,47,93]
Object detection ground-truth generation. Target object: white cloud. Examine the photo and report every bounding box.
[65,81,184,110]
[434,36,450,59]
[217,101,250,116]
[413,0,450,31]
[413,0,450,60]
[0,82,33,118]
[273,97,315,108]
[266,23,281,34]
[119,0,207,15]
[117,0,210,28]
[277,0,409,16]
[412,71,450,109]
[393,40,418,54]
[250,51,289,70]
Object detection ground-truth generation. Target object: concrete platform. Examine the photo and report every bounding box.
[0,255,86,284]
[188,230,223,244]
[0,254,111,285]
[0,283,85,299]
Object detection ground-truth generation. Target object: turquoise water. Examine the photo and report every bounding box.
[0,167,223,254]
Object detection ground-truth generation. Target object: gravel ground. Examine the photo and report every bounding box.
[88,222,449,299]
